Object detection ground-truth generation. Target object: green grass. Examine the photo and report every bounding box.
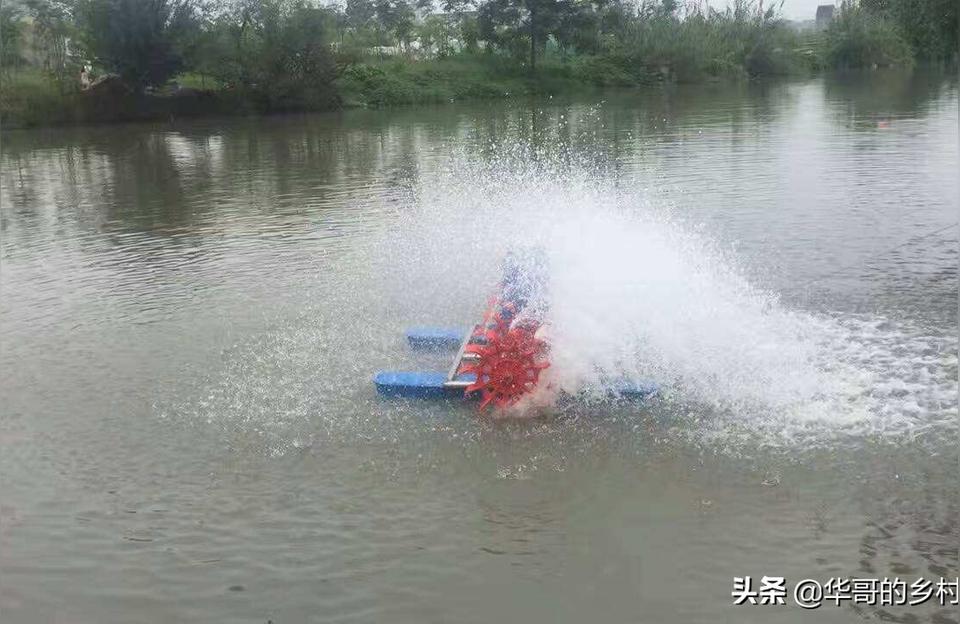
[334,13,829,110]
[0,68,239,127]
[170,72,225,92]
[336,54,597,108]
[0,70,75,127]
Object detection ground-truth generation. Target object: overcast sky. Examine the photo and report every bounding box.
[324,0,836,26]
[717,0,835,21]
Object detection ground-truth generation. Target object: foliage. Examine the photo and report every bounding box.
[478,0,589,70]
[861,0,958,62]
[198,0,339,111]
[336,53,586,106]
[1,3,26,71]
[346,0,377,30]
[826,1,914,69]
[74,0,196,90]
[599,1,813,82]
[2,0,954,126]
[377,0,416,49]
[173,70,224,90]
[2,0,77,91]
[417,15,458,57]
[0,68,72,125]
[570,53,643,86]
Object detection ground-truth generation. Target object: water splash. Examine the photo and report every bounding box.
[376,154,956,436]
[164,152,957,453]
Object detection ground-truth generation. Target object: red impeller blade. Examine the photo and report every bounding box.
[460,322,549,414]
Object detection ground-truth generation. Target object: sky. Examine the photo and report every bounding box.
[323,0,836,26]
[722,0,835,21]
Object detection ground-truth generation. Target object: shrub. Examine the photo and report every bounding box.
[611,6,803,83]
[826,1,914,69]
[74,0,192,91]
[571,55,642,86]
[0,70,73,126]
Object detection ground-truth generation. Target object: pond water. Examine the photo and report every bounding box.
[1,70,957,623]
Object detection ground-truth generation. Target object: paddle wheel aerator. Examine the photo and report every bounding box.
[461,309,550,411]
[373,250,658,414]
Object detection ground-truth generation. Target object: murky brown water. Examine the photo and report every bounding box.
[1,70,957,623]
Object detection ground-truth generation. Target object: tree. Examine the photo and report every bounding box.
[554,0,599,57]
[75,0,196,90]
[346,0,376,30]
[478,0,583,71]
[459,11,481,51]
[826,0,913,68]
[1,4,26,71]
[372,0,414,49]
[417,14,457,55]
[441,0,475,12]
[388,0,417,50]
[204,0,338,110]
[13,0,77,86]
[861,0,958,61]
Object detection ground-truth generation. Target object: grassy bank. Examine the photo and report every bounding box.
[0,70,243,128]
[336,55,600,108]
[0,50,792,128]
[1,0,950,128]
[3,0,955,128]
[335,29,827,110]
[333,9,830,109]
[1,60,591,127]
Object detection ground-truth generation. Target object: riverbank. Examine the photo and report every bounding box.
[0,47,948,129]
[338,56,592,108]
[0,72,235,128]
[1,50,811,129]
[3,0,955,129]
[336,42,819,108]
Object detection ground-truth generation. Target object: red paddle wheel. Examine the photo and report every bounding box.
[460,306,550,411]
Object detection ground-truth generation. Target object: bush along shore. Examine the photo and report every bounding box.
[1,0,957,128]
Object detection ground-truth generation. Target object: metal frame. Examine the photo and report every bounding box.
[443,324,477,388]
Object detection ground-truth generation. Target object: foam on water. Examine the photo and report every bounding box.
[374,154,956,438]
[164,152,956,452]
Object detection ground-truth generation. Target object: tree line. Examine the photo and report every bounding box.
[1,0,957,122]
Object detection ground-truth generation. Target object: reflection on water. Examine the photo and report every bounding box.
[823,68,957,124]
[1,70,957,623]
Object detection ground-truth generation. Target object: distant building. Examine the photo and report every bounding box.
[815,4,835,29]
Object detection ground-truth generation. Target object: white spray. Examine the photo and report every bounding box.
[378,153,954,435]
